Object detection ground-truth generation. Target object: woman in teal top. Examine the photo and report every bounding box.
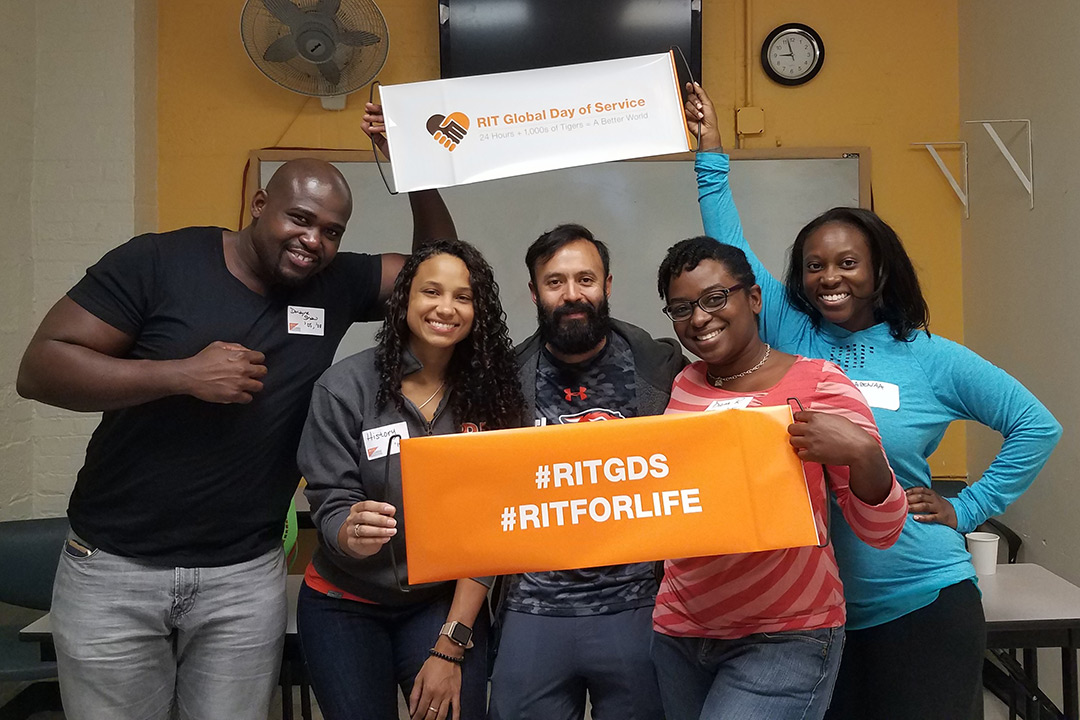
[684,84,1061,720]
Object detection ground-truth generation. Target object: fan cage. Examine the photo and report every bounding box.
[240,0,389,97]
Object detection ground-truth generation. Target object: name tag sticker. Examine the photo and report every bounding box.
[363,422,410,460]
[853,380,900,411]
[287,306,325,336]
[705,396,755,412]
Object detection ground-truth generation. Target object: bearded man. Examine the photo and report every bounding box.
[487,223,684,720]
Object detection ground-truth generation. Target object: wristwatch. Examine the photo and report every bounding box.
[439,621,474,649]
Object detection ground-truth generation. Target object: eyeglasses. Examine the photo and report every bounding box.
[662,284,745,321]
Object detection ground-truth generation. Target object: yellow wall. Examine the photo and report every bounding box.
[158,0,967,474]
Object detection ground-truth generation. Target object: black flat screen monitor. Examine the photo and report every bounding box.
[438,0,702,88]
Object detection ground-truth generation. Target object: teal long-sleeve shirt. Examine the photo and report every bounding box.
[696,151,1062,629]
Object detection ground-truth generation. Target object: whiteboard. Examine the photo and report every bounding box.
[260,151,866,360]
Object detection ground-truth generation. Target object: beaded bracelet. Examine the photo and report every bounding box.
[429,648,464,664]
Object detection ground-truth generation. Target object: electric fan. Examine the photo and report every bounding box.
[240,0,388,109]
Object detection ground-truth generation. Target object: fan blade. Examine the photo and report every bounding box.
[315,0,341,18]
[263,34,298,63]
[262,0,304,29]
[318,61,341,85]
[340,30,382,47]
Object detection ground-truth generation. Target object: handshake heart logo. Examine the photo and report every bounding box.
[426,112,470,152]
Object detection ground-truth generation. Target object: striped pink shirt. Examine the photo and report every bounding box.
[653,356,906,639]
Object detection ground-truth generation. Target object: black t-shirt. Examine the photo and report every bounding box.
[506,332,659,616]
[65,227,383,566]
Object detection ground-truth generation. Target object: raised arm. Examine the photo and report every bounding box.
[364,101,459,300]
[686,84,805,344]
[17,296,266,412]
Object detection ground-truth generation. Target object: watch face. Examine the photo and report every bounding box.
[448,622,472,645]
[762,24,824,86]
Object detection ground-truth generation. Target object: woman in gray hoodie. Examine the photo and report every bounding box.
[297,238,525,720]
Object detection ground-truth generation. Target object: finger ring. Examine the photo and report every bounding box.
[429,706,438,714]
[353,522,362,538]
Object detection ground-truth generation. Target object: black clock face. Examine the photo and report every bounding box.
[762,24,825,86]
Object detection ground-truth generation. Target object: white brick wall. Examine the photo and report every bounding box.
[0,2,38,520]
[0,0,155,519]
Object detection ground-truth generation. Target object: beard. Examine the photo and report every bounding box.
[537,296,612,356]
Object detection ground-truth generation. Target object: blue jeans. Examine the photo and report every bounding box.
[52,533,287,720]
[651,626,845,720]
[296,581,490,720]
[489,607,664,720]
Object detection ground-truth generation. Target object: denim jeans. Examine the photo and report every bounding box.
[296,581,490,720]
[651,626,845,720]
[488,606,664,720]
[51,533,287,720]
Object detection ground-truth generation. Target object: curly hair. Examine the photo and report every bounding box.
[374,239,525,429]
[657,236,757,301]
[784,208,930,341]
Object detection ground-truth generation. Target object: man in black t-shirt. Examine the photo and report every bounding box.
[489,224,684,720]
[17,151,454,719]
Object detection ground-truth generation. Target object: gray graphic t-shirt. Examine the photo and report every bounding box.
[505,332,660,617]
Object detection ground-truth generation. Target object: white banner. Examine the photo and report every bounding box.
[380,53,691,192]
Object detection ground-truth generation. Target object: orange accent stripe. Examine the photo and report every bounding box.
[303,562,376,604]
[668,50,694,151]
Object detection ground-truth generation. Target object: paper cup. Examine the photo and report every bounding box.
[965,531,999,576]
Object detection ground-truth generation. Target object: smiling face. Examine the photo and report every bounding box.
[666,259,763,373]
[248,164,352,288]
[530,238,613,358]
[406,253,475,354]
[801,222,877,331]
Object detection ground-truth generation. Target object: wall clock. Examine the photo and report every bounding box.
[761,23,825,86]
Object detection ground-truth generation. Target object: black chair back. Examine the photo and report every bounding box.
[0,517,69,611]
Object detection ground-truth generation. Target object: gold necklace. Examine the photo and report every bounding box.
[416,382,446,410]
[706,344,771,388]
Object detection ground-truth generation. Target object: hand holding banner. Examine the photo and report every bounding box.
[380,53,692,192]
[399,406,820,584]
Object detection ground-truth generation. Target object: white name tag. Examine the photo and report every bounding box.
[287,306,325,336]
[362,422,410,460]
[853,380,901,411]
[705,396,755,412]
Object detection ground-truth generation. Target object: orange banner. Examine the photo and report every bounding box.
[399,406,818,584]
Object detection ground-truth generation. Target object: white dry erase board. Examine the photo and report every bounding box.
[250,148,869,360]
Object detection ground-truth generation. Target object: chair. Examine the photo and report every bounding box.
[0,517,69,720]
[280,499,312,720]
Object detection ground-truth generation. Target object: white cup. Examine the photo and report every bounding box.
[965,531,1000,576]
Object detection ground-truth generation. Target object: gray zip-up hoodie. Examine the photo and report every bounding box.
[299,347,471,606]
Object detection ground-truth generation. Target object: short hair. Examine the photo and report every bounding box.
[657,236,756,301]
[525,224,610,284]
[784,207,930,341]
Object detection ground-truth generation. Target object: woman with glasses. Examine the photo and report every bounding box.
[296,238,524,720]
[684,84,1061,720]
[651,237,908,720]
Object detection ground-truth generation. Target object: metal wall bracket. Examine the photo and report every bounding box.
[912,142,969,218]
[964,119,1033,210]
